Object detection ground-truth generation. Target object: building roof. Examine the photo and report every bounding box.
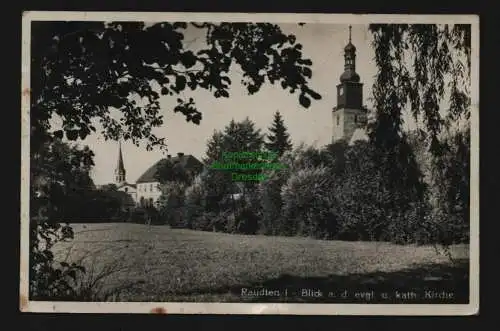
[344,41,356,52]
[117,182,136,189]
[340,70,360,83]
[136,154,204,184]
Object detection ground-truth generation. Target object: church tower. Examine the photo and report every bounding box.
[332,25,368,143]
[114,141,126,186]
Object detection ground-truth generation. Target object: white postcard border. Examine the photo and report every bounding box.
[20,11,480,316]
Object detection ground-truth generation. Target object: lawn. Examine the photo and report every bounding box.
[51,223,470,303]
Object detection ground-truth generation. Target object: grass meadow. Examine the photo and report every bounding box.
[51,223,470,303]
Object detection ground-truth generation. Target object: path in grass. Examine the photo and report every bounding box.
[51,223,470,302]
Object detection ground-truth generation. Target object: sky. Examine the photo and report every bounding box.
[50,23,400,185]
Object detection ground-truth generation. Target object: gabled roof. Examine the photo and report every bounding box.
[136,154,204,184]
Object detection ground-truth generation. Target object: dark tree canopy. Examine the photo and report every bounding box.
[202,117,265,200]
[265,110,293,156]
[31,21,322,152]
[31,139,95,199]
[203,130,225,164]
[28,22,473,300]
[368,24,471,156]
[155,159,192,184]
[222,117,265,153]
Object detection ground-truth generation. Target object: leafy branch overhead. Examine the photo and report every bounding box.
[32,22,322,151]
[368,24,471,156]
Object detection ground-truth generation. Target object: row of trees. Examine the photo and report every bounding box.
[153,112,290,225]
[155,115,470,246]
[30,140,145,225]
[29,136,167,299]
[29,22,471,300]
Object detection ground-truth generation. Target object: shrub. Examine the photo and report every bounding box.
[280,165,338,238]
[126,206,160,224]
[157,182,187,227]
[239,187,263,234]
[379,202,433,245]
[190,213,212,231]
[429,127,470,245]
[29,220,84,300]
[334,162,391,241]
[225,203,260,235]
[331,140,430,243]
[258,170,287,235]
[183,175,206,229]
[190,211,232,232]
[259,144,334,237]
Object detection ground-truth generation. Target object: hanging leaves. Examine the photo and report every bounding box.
[299,93,311,108]
[32,22,322,152]
[369,24,471,157]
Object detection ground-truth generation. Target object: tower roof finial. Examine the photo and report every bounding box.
[340,24,360,83]
[344,25,356,53]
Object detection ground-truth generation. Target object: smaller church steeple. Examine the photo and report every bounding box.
[114,141,126,186]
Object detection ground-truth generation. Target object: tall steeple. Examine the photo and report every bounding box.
[332,25,367,144]
[114,140,126,186]
[340,25,360,83]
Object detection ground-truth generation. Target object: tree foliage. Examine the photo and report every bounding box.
[183,175,207,229]
[222,117,265,153]
[31,139,95,221]
[429,126,471,244]
[157,181,188,227]
[203,130,225,164]
[368,23,471,246]
[182,118,266,230]
[29,23,473,299]
[155,158,192,184]
[202,117,265,204]
[30,139,95,299]
[30,21,323,299]
[32,22,322,151]
[257,165,289,235]
[368,24,471,156]
[264,110,293,156]
[281,165,335,238]
[335,141,428,243]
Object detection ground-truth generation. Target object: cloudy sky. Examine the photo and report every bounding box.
[52,23,394,185]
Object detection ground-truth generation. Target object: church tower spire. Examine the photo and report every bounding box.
[114,140,126,186]
[340,25,360,83]
[332,25,367,144]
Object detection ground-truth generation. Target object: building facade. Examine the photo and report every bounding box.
[133,152,204,208]
[332,26,369,145]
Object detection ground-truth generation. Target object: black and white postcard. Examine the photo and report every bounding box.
[20,12,479,315]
